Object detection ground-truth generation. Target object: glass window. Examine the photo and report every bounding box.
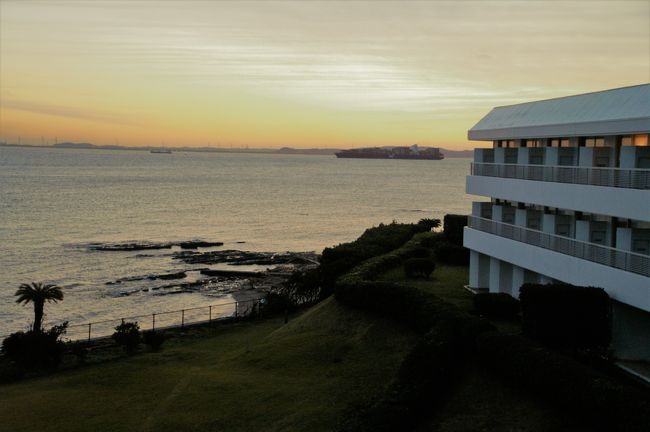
[621,136,633,146]
[634,134,648,146]
[560,139,570,147]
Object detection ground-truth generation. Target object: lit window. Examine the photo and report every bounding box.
[621,136,633,146]
[634,134,648,146]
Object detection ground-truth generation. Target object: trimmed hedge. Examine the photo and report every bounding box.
[403,258,435,279]
[519,283,611,351]
[442,214,467,245]
[319,222,430,297]
[477,331,650,432]
[473,293,520,320]
[433,241,469,266]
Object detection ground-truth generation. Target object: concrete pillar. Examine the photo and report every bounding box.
[492,204,504,222]
[489,257,501,293]
[542,213,556,234]
[515,208,527,227]
[619,146,637,169]
[494,148,505,164]
[517,148,530,165]
[575,220,590,242]
[579,147,594,167]
[616,227,633,251]
[470,251,480,288]
[611,301,650,361]
[544,147,559,166]
[511,265,525,298]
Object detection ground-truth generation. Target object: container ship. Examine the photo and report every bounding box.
[335,144,444,160]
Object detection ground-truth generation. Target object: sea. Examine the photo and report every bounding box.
[0,146,473,338]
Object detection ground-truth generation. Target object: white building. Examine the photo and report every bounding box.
[463,84,650,360]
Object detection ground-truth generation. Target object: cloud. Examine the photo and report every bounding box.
[1,99,141,126]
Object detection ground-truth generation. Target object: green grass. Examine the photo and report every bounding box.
[0,298,417,432]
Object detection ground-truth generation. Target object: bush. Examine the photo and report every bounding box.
[434,241,470,266]
[443,214,467,245]
[112,321,141,353]
[418,232,444,248]
[477,331,650,432]
[0,361,25,383]
[417,218,441,230]
[519,283,611,351]
[142,330,165,351]
[473,293,520,320]
[404,258,436,279]
[1,323,68,370]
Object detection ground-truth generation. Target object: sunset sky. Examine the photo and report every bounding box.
[1,1,648,149]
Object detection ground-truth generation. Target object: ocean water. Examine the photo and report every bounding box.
[0,146,473,336]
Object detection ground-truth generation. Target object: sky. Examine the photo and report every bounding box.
[0,1,648,150]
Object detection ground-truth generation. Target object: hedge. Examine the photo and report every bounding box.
[442,214,467,245]
[319,222,430,297]
[433,241,470,266]
[477,331,650,432]
[519,283,611,351]
[473,293,520,320]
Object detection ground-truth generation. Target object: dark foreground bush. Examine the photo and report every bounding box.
[477,331,650,432]
[404,258,436,279]
[434,241,469,266]
[112,321,141,353]
[1,323,68,370]
[142,330,165,351]
[473,293,520,320]
[519,283,611,351]
[443,214,467,245]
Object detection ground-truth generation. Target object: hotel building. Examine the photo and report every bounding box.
[463,84,650,360]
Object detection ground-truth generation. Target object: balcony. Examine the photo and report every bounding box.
[471,162,650,190]
[467,216,650,277]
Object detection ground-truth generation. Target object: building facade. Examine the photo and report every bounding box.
[463,84,650,360]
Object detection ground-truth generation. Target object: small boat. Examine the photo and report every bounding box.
[150,149,172,154]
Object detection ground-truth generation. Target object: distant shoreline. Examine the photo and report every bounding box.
[0,142,475,158]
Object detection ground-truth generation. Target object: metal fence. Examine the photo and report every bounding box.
[471,162,650,190]
[468,216,650,277]
[1,298,264,343]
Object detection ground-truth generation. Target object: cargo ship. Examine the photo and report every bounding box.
[335,144,444,160]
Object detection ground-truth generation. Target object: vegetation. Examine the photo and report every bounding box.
[520,283,612,351]
[1,323,68,371]
[473,293,520,320]
[112,321,141,354]
[403,258,436,279]
[14,282,64,332]
[142,330,166,351]
[0,299,417,432]
[442,214,468,245]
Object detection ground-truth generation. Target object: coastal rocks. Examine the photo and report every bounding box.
[106,271,187,285]
[89,240,223,252]
[199,269,261,278]
[173,250,319,266]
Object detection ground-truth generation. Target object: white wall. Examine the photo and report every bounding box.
[464,227,650,312]
[466,175,650,222]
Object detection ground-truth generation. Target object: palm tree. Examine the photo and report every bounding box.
[15,282,64,332]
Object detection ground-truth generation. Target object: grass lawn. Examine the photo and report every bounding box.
[0,298,417,432]
[379,265,521,334]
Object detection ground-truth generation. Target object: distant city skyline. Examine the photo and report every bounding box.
[1,0,648,149]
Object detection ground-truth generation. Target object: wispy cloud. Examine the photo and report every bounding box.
[2,100,141,126]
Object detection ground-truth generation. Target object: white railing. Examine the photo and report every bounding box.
[468,216,650,277]
[471,162,650,190]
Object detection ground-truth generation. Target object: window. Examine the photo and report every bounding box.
[634,134,648,146]
[585,137,606,147]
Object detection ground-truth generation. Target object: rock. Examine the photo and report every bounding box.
[178,241,224,249]
[200,269,261,278]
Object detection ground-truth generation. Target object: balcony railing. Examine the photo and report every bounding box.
[467,216,650,277]
[470,162,650,190]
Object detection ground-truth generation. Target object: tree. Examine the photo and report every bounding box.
[14,283,64,332]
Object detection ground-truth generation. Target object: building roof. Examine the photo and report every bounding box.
[468,84,650,141]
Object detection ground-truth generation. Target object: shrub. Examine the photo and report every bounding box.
[112,321,141,353]
[417,218,441,230]
[443,214,467,245]
[434,241,470,266]
[319,222,429,297]
[418,232,444,248]
[519,283,611,351]
[477,331,650,432]
[400,245,431,259]
[0,361,25,383]
[404,258,436,279]
[142,330,165,351]
[473,293,520,320]
[1,323,68,370]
